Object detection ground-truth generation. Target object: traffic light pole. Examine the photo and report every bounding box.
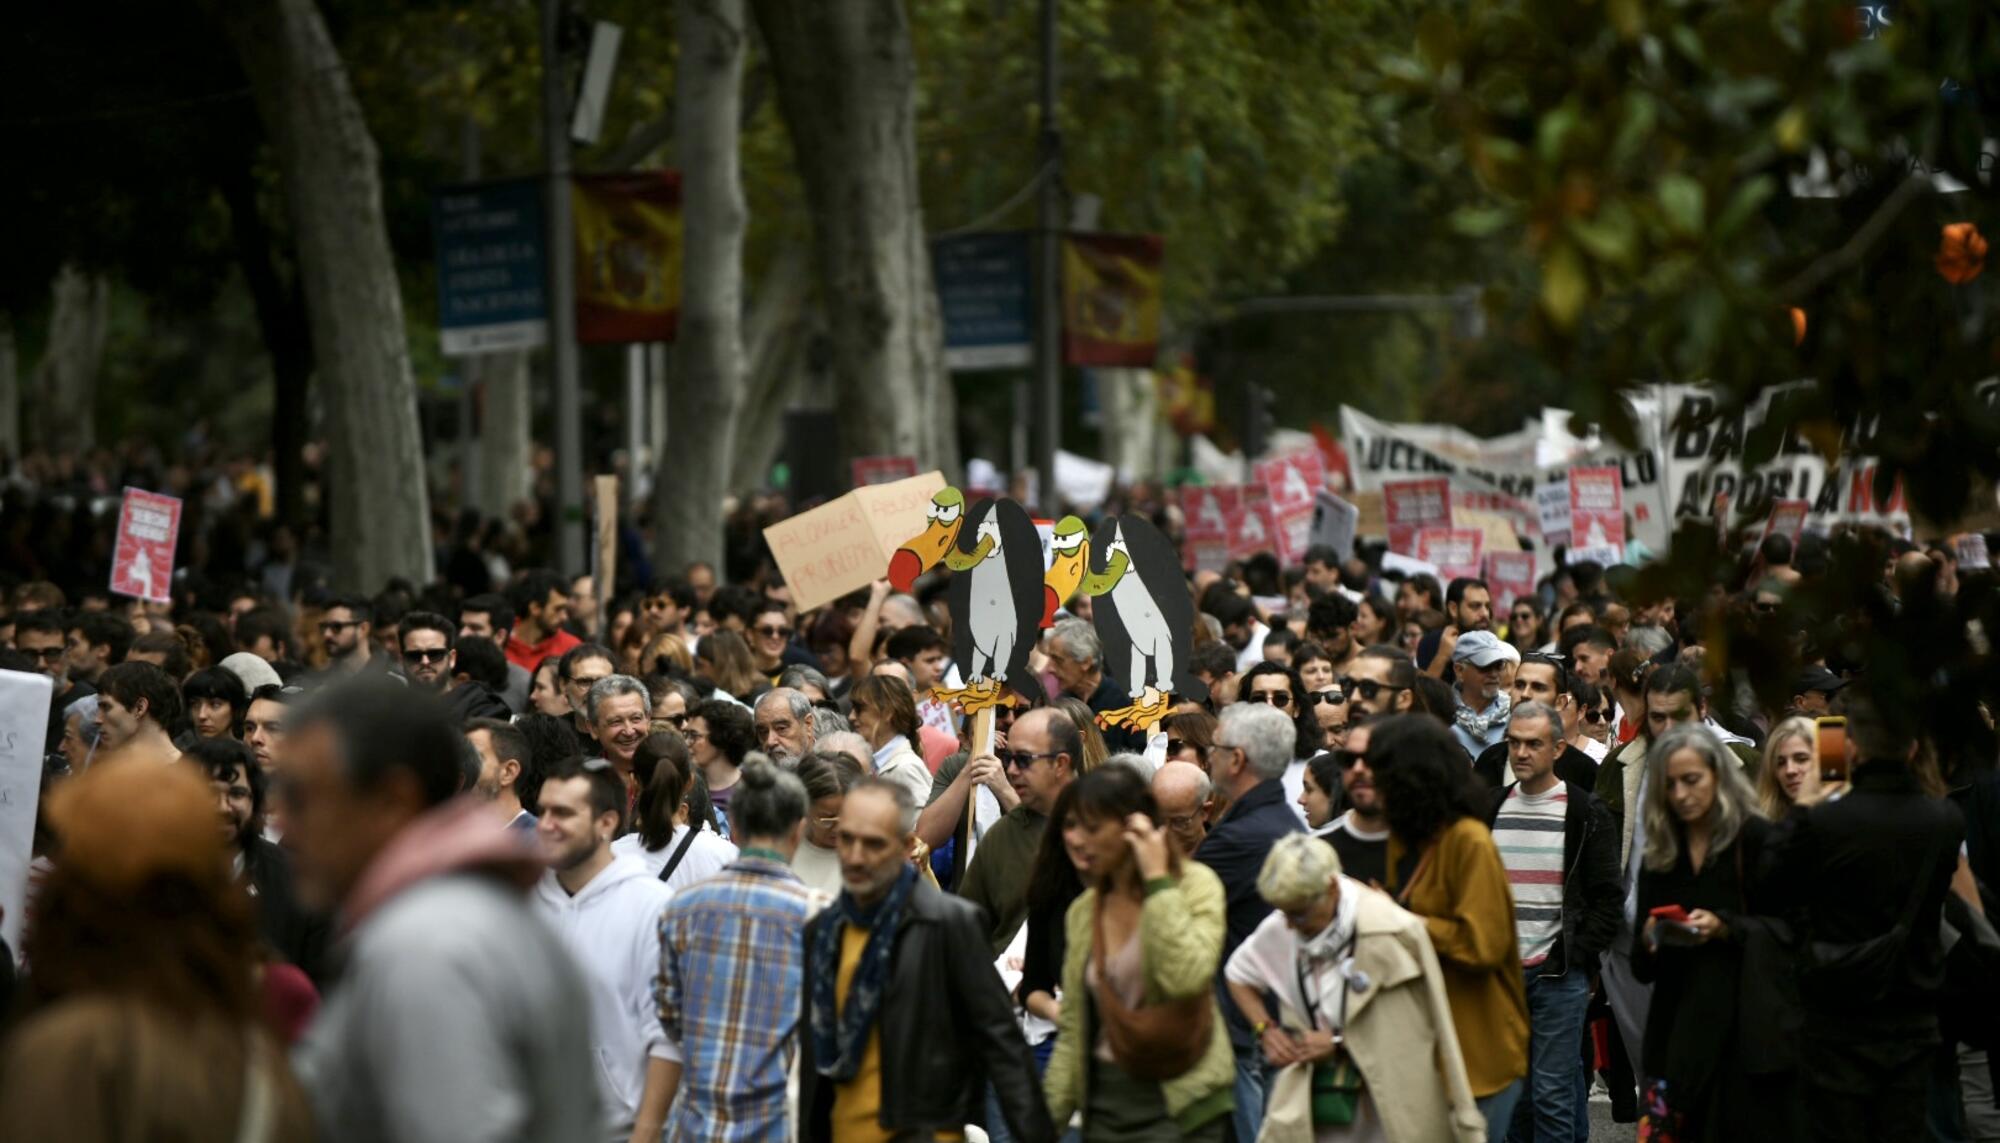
[1032,0,1061,511]
[543,0,586,575]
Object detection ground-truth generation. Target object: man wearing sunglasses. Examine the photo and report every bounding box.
[318,593,394,679]
[957,707,1081,953]
[396,612,457,692]
[1340,645,1418,721]
[1450,631,1520,758]
[17,612,91,753]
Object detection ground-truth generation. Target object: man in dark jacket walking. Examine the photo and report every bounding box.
[1196,702,1303,1141]
[800,777,1052,1142]
[1761,694,1964,1143]
[1484,700,1621,1143]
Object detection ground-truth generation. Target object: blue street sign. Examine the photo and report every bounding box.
[434,179,549,356]
[932,231,1032,371]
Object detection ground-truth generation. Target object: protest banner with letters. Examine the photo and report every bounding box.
[0,669,51,957]
[1181,485,1231,541]
[1762,499,1810,545]
[1383,478,1452,556]
[1254,449,1326,514]
[1568,466,1626,562]
[1486,551,1538,611]
[763,471,947,612]
[1536,479,1572,549]
[1417,527,1484,583]
[1227,495,1278,562]
[110,488,182,604]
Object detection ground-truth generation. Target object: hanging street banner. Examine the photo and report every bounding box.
[1062,233,1163,367]
[110,488,182,604]
[573,171,682,343]
[434,178,549,356]
[933,231,1033,371]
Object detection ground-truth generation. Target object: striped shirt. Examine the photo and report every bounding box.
[1494,782,1568,966]
[656,856,816,1143]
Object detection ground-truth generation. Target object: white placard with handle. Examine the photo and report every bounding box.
[0,669,53,960]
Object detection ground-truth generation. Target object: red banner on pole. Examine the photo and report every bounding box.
[110,488,182,604]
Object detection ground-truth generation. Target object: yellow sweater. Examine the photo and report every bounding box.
[1389,816,1529,1097]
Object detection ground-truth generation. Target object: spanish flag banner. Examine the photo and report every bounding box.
[573,171,682,343]
[1062,233,1163,367]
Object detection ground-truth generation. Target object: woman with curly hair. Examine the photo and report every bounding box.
[1367,714,1529,1139]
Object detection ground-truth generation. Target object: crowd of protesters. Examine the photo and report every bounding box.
[0,459,1996,1143]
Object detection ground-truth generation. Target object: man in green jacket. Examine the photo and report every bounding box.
[958,707,1082,952]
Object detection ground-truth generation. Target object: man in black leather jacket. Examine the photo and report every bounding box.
[799,778,1052,1141]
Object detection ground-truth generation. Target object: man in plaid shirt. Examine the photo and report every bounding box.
[656,759,816,1141]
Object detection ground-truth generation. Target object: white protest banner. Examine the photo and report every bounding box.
[110,488,183,604]
[763,470,947,612]
[1380,550,1441,581]
[1339,406,1538,500]
[1053,450,1116,511]
[1536,479,1572,549]
[0,669,52,958]
[1383,478,1451,556]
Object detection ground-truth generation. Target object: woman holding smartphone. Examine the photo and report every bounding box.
[1632,723,1799,1141]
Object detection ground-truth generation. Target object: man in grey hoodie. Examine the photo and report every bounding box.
[280,679,601,1142]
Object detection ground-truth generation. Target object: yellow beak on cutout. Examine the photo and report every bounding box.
[889,488,966,591]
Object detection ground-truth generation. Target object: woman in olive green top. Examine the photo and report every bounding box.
[1044,766,1235,1141]
[1370,716,1529,1141]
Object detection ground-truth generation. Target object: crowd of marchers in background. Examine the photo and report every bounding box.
[0,472,1994,1143]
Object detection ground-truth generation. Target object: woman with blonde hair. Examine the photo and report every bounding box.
[0,758,314,1138]
[1756,715,1820,820]
[639,630,695,678]
[1632,723,1798,1141]
[1224,833,1485,1142]
[696,630,764,702]
[1053,694,1110,773]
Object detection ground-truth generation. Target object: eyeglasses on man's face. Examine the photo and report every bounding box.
[1335,677,1406,703]
[1243,689,1292,708]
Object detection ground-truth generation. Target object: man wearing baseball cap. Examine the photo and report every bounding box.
[1790,665,1846,717]
[1452,630,1522,758]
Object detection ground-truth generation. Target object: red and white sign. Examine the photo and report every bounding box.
[850,455,920,488]
[1226,497,1278,562]
[1180,485,1232,541]
[1253,449,1326,514]
[1761,499,1810,545]
[1568,465,1625,564]
[110,488,182,604]
[1486,551,1538,612]
[1416,526,1484,583]
[1383,478,1451,556]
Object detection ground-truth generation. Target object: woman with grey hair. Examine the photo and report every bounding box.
[1222,833,1485,1142]
[1631,722,1795,1141]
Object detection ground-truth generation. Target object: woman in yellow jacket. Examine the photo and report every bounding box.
[1044,765,1236,1140]
[1370,716,1529,1140]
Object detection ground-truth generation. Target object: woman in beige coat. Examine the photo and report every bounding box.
[1224,834,1485,1143]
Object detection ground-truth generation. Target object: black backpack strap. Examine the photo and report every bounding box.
[658,826,703,884]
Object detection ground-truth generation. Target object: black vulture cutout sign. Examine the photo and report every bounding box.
[887,488,1045,714]
[1078,514,1206,733]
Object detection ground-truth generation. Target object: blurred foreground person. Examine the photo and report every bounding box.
[0,757,314,1139]
[280,679,600,1142]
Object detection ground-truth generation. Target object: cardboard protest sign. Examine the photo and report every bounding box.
[1309,491,1360,561]
[1227,497,1278,562]
[1568,465,1625,565]
[1254,449,1326,514]
[0,669,52,958]
[763,470,947,612]
[1762,499,1810,545]
[851,456,920,488]
[1383,478,1451,556]
[110,488,182,604]
[1081,514,1209,734]
[1417,527,1485,583]
[1486,551,1539,611]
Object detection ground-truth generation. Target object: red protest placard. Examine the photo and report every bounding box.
[1383,478,1451,556]
[1568,465,1625,562]
[110,488,182,604]
[1226,498,1278,562]
[1486,551,1538,612]
[850,456,920,488]
[1416,527,1484,583]
[1253,449,1326,515]
[1180,485,1230,541]
[1761,499,1809,545]
[1272,501,1317,566]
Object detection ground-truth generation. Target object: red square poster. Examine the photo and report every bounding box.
[1253,449,1326,514]
[1486,551,1538,611]
[1568,466,1625,564]
[1383,478,1451,556]
[1417,527,1484,584]
[110,488,182,604]
[1226,498,1278,562]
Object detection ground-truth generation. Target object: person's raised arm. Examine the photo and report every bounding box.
[848,579,892,674]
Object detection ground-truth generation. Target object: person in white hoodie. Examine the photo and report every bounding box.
[534,756,681,1143]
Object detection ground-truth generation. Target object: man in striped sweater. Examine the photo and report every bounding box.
[1485,700,1623,1143]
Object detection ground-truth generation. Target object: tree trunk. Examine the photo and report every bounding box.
[0,315,18,463]
[33,264,110,452]
[218,0,433,591]
[751,0,960,476]
[472,350,533,520]
[218,153,312,531]
[729,245,813,491]
[654,0,749,577]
